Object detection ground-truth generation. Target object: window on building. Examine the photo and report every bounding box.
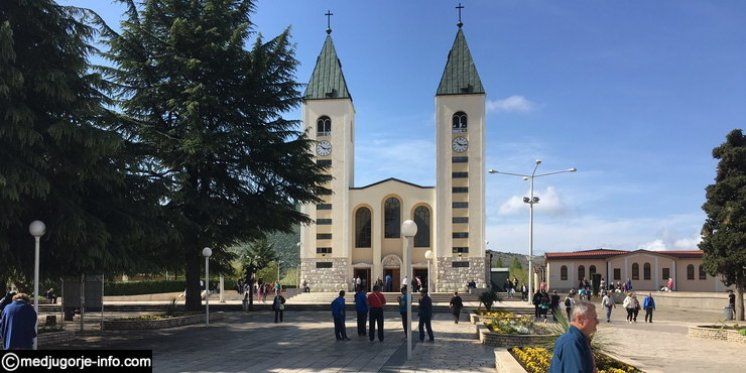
[452,232,469,239]
[589,265,597,277]
[452,172,468,178]
[317,159,331,168]
[316,219,332,225]
[699,265,706,280]
[452,247,469,254]
[560,266,568,281]
[316,203,332,210]
[452,156,468,163]
[687,264,695,280]
[316,233,332,240]
[316,247,332,254]
[452,111,468,132]
[632,263,639,280]
[452,217,469,224]
[317,116,331,136]
[355,208,371,248]
[662,268,670,280]
[452,202,468,209]
[452,187,469,193]
[413,206,431,247]
[613,268,621,281]
[384,197,401,238]
[578,265,585,281]
[643,263,651,280]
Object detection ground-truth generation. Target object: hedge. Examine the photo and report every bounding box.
[105,279,295,296]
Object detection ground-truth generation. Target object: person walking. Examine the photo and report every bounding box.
[354,286,368,336]
[728,290,736,320]
[450,291,464,323]
[622,292,635,323]
[539,290,551,321]
[631,293,640,322]
[384,274,392,292]
[521,284,528,301]
[272,290,286,323]
[642,292,655,323]
[564,292,575,321]
[550,290,561,321]
[367,285,386,342]
[331,290,350,341]
[549,301,599,373]
[418,289,434,342]
[601,291,615,323]
[397,286,410,337]
[0,293,37,350]
[532,290,543,319]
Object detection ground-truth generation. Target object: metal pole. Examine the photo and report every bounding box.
[427,259,432,294]
[406,236,413,360]
[100,275,104,332]
[80,274,85,333]
[33,236,40,350]
[205,256,210,326]
[528,176,534,305]
[219,275,224,303]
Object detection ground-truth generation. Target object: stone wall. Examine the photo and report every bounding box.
[300,258,349,292]
[688,325,746,344]
[103,312,225,330]
[436,256,487,292]
[477,324,557,347]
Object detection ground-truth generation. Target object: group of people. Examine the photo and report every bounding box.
[599,290,656,323]
[532,289,562,321]
[502,277,528,300]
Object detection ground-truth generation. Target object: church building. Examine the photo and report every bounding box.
[299,19,488,292]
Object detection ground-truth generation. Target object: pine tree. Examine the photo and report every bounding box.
[104,0,329,310]
[700,129,746,321]
[0,0,166,287]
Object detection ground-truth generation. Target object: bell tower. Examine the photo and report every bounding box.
[434,21,487,291]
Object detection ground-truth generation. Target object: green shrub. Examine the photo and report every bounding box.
[105,280,187,295]
[479,290,501,311]
[739,328,746,336]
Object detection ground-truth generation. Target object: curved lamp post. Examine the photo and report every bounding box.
[29,220,46,350]
[424,250,433,293]
[401,220,417,360]
[489,160,576,304]
[202,247,212,325]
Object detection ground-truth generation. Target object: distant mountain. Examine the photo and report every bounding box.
[488,250,529,269]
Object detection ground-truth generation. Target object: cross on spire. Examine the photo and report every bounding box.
[325,10,333,34]
[456,3,464,28]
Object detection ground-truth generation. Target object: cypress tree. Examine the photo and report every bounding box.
[700,129,746,321]
[105,0,329,310]
[0,0,167,287]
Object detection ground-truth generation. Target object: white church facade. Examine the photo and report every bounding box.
[299,22,488,292]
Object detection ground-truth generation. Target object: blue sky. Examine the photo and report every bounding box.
[62,1,746,254]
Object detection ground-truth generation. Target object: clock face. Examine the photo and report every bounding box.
[452,136,469,153]
[316,140,332,156]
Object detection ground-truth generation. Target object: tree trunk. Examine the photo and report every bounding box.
[248,268,255,311]
[737,283,745,321]
[184,249,202,311]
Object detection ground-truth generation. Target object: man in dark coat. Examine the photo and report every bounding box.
[418,289,434,342]
[331,290,349,341]
[1,293,37,350]
[449,291,464,323]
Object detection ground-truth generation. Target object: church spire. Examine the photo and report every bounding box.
[436,26,485,96]
[304,13,351,101]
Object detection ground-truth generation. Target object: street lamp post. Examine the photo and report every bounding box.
[29,220,46,350]
[401,220,418,360]
[489,160,576,304]
[424,250,433,293]
[202,247,212,325]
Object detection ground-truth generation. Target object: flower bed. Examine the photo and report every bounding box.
[688,325,746,344]
[103,312,224,330]
[509,346,642,373]
[475,311,558,347]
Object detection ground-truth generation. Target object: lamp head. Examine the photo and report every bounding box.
[535,160,542,165]
[569,168,577,172]
[533,196,540,203]
[401,220,418,237]
[29,220,46,237]
[202,247,213,257]
[488,169,497,174]
[424,250,433,260]
[523,197,530,203]
[522,176,529,181]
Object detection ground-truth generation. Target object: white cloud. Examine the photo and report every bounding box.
[487,95,537,113]
[637,239,667,251]
[498,186,565,216]
[673,234,702,249]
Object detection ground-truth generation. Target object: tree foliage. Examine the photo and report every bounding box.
[0,0,167,288]
[104,0,329,310]
[700,129,746,321]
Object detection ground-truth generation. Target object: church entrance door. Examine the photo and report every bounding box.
[353,268,371,291]
[413,268,428,292]
[383,269,400,292]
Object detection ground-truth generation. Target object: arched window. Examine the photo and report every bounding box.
[698,265,706,280]
[560,266,568,281]
[632,263,639,280]
[384,197,401,238]
[413,206,430,247]
[317,116,331,136]
[643,263,651,280]
[452,111,468,132]
[355,208,371,248]
[578,265,585,281]
[589,265,597,277]
[687,264,695,280]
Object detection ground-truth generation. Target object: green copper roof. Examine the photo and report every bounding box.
[436,29,485,96]
[304,35,351,100]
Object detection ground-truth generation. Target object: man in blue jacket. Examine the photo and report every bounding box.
[331,290,349,341]
[643,293,656,323]
[549,301,598,373]
[354,286,368,336]
[418,289,434,342]
[1,293,37,350]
